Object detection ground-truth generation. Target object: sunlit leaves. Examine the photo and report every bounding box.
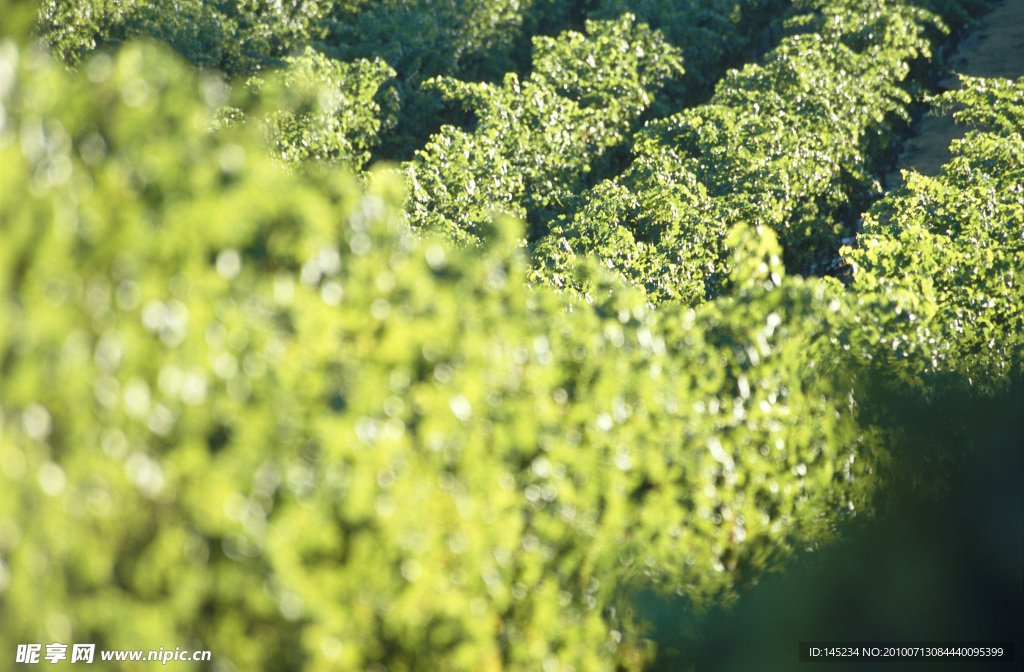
[5,1,1015,670]
[843,76,1024,391]
[2,40,891,671]
[406,15,683,245]
[38,0,336,75]
[246,47,395,168]
[534,0,942,305]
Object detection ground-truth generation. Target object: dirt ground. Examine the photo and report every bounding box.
[885,0,1024,189]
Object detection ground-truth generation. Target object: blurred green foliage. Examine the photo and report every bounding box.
[37,0,339,75]
[645,378,1023,672]
[3,0,1021,670]
[1,35,900,671]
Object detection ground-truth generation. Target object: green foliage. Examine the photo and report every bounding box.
[591,0,789,104]
[7,1,1019,670]
[244,47,396,168]
[530,152,725,303]
[2,39,890,671]
[890,0,993,33]
[405,15,684,244]
[0,0,37,38]
[38,0,337,75]
[842,75,1024,391]
[533,0,945,305]
[1,38,315,670]
[348,0,798,163]
[315,0,539,85]
[310,0,589,163]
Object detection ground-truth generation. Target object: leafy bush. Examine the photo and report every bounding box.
[590,0,790,104]
[533,0,947,305]
[243,47,396,168]
[33,0,586,164]
[37,0,337,75]
[405,15,684,245]
[842,75,1024,392]
[315,0,539,85]
[7,2,1018,670]
[1,38,890,671]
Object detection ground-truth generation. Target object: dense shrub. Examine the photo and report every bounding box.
[37,0,339,75]
[533,0,947,305]
[842,75,1024,392]
[314,0,543,85]
[35,1,806,185]
[405,15,684,245]
[1,39,892,671]
[6,2,1019,670]
[243,48,396,169]
[590,0,790,104]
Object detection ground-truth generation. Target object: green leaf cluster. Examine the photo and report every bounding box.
[34,1,803,170]
[405,15,684,245]
[244,47,396,168]
[5,1,1020,669]
[2,40,893,671]
[842,75,1024,392]
[38,0,338,75]
[533,0,948,305]
[315,0,540,85]
[590,0,789,104]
